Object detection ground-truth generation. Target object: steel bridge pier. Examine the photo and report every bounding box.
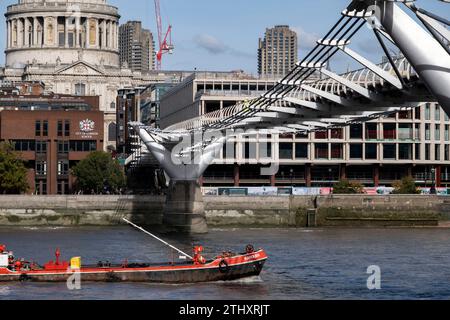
[135,126,225,233]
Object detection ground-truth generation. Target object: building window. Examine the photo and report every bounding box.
[435,125,441,141]
[330,144,343,159]
[445,145,449,161]
[69,140,97,152]
[414,107,421,120]
[350,124,363,139]
[43,120,48,136]
[383,123,396,140]
[398,124,413,140]
[243,142,257,160]
[435,105,441,121]
[425,144,431,160]
[330,129,343,139]
[349,144,363,159]
[75,83,86,96]
[35,121,41,136]
[65,120,70,137]
[36,161,47,175]
[108,123,116,142]
[446,125,450,141]
[415,144,421,160]
[314,143,328,159]
[110,102,116,110]
[57,180,70,195]
[68,33,74,48]
[365,123,378,140]
[223,142,236,159]
[58,32,65,47]
[398,110,412,119]
[383,144,396,159]
[399,144,413,160]
[57,141,69,154]
[35,180,47,195]
[315,131,328,139]
[259,142,272,158]
[365,143,377,160]
[279,143,293,159]
[296,132,308,139]
[425,103,431,120]
[295,143,308,159]
[57,160,69,176]
[415,124,421,140]
[12,140,35,152]
[36,141,47,154]
[435,144,441,161]
[57,120,63,137]
[425,124,431,141]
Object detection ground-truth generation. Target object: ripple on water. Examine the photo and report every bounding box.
[1,227,450,300]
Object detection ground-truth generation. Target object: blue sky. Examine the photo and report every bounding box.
[0,0,447,74]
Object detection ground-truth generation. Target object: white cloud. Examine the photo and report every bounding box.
[193,33,254,60]
[292,26,320,51]
[193,34,228,55]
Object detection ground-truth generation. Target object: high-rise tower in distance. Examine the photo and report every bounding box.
[258,25,298,78]
[119,21,155,72]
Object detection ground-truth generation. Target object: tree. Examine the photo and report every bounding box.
[333,179,364,194]
[72,151,126,194]
[0,141,29,194]
[392,176,420,194]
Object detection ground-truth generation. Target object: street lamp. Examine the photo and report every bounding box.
[328,168,333,194]
[290,168,294,189]
[430,167,437,195]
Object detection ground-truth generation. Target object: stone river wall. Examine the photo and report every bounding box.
[0,195,448,227]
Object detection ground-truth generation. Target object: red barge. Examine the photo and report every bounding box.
[0,220,267,284]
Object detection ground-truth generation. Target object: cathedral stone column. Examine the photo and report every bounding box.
[24,18,30,47]
[75,16,80,47]
[65,16,69,47]
[108,20,112,49]
[17,18,23,47]
[85,19,90,48]
[101,19,106,48]
[95,18,99,48]
[113,21,117,50]
[54,16,58,47]
[14,19,18,47]
[33,17,38,47]
[6,20,10,49]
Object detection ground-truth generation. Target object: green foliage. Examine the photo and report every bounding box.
[333,179,364,194]
[72,151,126,193]
[0,141,29,194]
[393,176,420,194]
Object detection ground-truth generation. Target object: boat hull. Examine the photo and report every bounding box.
[0,251,267,284]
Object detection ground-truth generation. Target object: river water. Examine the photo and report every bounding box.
[0,226,449,300]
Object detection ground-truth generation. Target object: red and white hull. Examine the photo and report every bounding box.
[0,250,268,284]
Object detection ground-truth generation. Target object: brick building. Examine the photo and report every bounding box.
[0,82,103,194]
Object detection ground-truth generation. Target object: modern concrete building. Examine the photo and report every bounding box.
[119,21,155,72]
[159,71,277,129]
[158,73,450,189]
[204,103,450,189]
[0,81,103,195]
[258,25,298,78]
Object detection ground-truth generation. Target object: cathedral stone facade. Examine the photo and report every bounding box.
[0,0,158,149]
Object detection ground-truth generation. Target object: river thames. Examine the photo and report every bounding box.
[0,226,449,300]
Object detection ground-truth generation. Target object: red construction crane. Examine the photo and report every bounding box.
[154,0,174,70]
